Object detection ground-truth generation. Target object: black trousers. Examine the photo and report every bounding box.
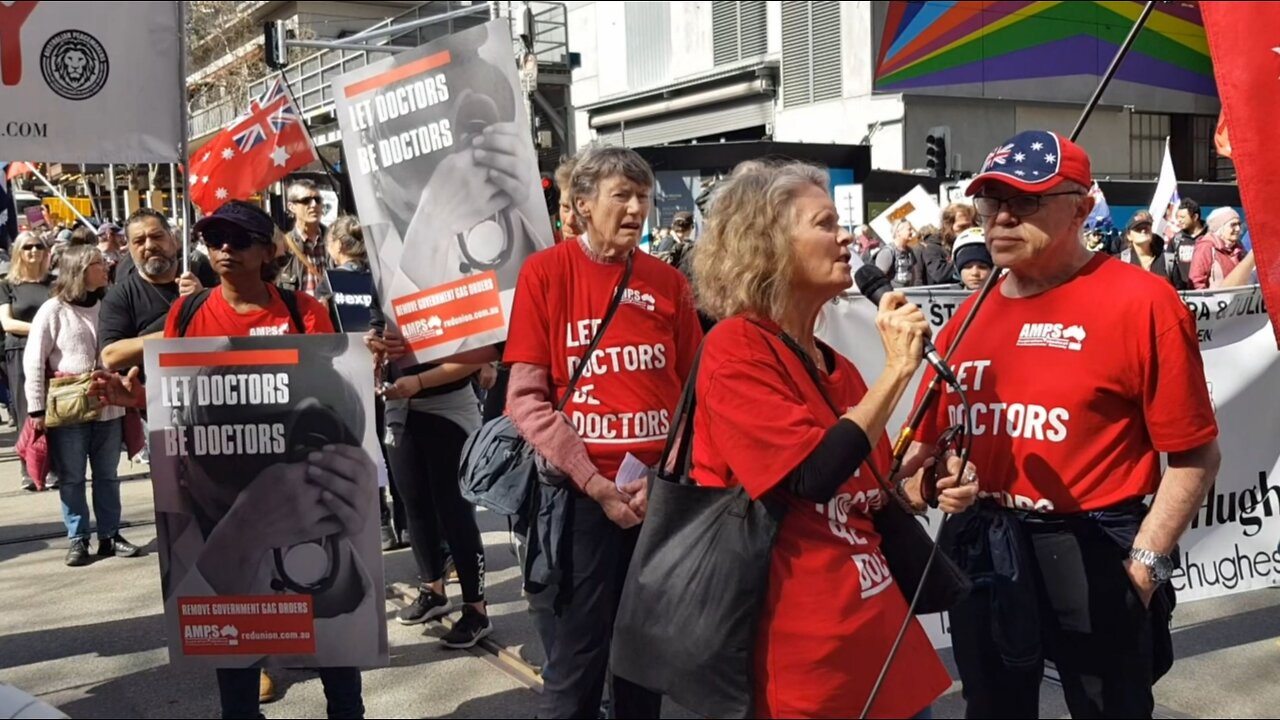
[374,399,406,535]
[950,519,1156,719]
[385,410,486,603]
[215,667,363,719]
[528,495,662,720]
[6,347,29,427]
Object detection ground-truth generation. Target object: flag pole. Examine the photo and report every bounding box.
[178,0,191,276]
[1070,0,1157,142]
[277,72,348,213]
[27,164,95,231]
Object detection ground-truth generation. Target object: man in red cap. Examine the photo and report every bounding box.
[902,130,1221,717]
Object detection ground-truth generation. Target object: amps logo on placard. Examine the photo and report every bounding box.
[41,30,109,101]
[184,624,241,648]
[1016,322,1086,351]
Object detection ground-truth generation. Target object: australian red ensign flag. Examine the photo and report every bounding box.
[188,78,317,215]
[1201,3,1280,347]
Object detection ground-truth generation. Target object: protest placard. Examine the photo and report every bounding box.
[0,3,183,163]
[326,269,375,333]
[145,334,388,668]
[332,20,554,364]
[869,185,942,243]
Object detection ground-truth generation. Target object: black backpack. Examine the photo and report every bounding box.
[175,287,307,337]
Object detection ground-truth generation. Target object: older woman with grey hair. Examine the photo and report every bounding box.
[690,160,976,718]
[504,145,704,719]
[24,245,137,567]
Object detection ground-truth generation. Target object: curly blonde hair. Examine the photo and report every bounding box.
[693,160,829,321]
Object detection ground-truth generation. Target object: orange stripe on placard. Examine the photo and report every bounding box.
[158,349,300,368]
[343,50,452,98]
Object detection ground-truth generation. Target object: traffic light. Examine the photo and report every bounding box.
[926,134,948,179]
[541,173,559,216]
[264,21,288,70]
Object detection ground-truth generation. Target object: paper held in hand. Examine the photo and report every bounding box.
[616,452,651,494]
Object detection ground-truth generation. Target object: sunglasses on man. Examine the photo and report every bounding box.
[291,195,323,207]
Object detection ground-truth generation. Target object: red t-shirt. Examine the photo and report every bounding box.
[503,239,703,479]
[917,254,1218,513]
[691,316,950,719]
[164,284,334,338]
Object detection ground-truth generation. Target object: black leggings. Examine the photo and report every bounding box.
[374,399,406,535]
[385,410,486,604]
[6,347,30,428]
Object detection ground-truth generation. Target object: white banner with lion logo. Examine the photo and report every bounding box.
[820,284,1280,648]
[0,2,183,163]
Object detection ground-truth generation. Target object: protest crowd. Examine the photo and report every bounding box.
[2,4,1278,720]
[7,127,1269,718]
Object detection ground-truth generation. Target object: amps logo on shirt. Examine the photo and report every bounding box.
[1016,323,1087,351]
[249,323,291,337]
[620,289,656,312]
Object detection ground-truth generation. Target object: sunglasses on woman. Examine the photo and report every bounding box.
[203,229,267,251]
[22,244,47,252]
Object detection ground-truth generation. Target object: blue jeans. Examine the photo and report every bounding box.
[48,418,123,541]
[216,667,364,719]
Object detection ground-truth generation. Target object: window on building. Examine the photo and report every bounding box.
[1189,114,1224,181]
[782,1,842,107]
[1130,112,1170,179]
[712,1,768,66]
[626,1,672,90]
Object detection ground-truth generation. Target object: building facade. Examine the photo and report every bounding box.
[569,1,1228,182]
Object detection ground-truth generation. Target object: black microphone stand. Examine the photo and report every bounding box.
[886,265,1003,481]
[861,265,1002,720]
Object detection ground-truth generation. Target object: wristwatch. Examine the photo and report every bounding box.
[1129,547,1175,584]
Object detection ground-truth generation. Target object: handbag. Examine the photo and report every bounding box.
[44,372,103,428]
[769,329,972,616]
[16,417,50,489]
[460,253,635,515]
[611,347,786,720]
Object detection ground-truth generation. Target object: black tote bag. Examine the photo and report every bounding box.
[610,349,785,720]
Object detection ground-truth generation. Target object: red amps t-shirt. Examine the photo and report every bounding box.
[164,285,333,338]
[917,254,1218,513]
[503,239,703,480]
[690,316,950,719]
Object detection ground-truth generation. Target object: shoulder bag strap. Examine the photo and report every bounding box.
[175,288,213,338]
[656,344,703,483]
[277,287,307,335]
[554,252,635,412]
[753,321,894,491]
[284,229,320,278]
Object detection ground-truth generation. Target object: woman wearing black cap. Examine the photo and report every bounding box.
[95,201,372,718]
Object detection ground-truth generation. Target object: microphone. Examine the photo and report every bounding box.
[854,265,959,387]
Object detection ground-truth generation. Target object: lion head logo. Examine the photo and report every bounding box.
[41,30,109,101]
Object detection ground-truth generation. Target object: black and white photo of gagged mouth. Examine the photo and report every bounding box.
[40,29,110,101]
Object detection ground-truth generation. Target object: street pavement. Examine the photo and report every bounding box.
[0,424,1278,718]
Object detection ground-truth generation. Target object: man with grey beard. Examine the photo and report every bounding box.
[99,209,210,373]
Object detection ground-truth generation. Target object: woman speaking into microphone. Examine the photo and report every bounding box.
[689,160,979,718]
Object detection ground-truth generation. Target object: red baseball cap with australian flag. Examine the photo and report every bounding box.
[966,130,1093,196]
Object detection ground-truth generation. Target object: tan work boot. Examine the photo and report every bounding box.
[259,669,276,704]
